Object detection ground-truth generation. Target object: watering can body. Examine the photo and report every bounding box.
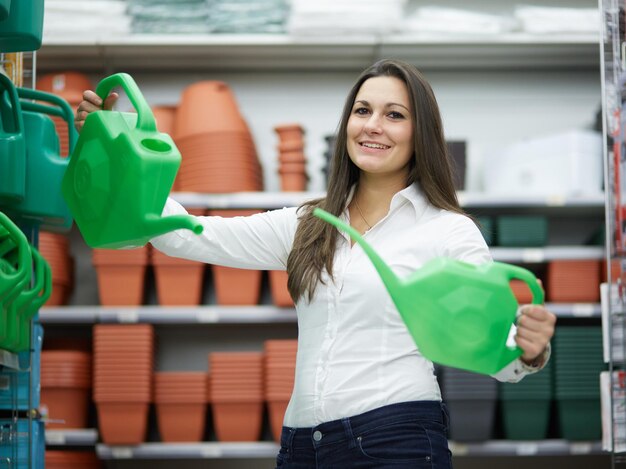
[0,212,30,304]
[61,73,202,249]
[0,0,43,52]
[313,208,544,375]
[0,72,25,203]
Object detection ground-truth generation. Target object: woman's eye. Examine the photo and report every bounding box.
[354,107,370,115]
[388,111,405,119]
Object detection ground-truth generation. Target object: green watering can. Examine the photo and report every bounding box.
[0,72,25,203]
[2,88,77,232]
[0,0,43,52]
[0,211,30,304]
[313,208,544,375]
[0,1,11,21]
[2,247,51,352]
[61,73,202,249]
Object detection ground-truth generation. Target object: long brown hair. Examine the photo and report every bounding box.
[287,58,464,302]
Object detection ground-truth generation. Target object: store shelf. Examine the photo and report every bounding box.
[45,429,98,447]
[0,349,20,370]
[37,33,599,72]
[95,440,603,460]
[39,303,596,323]
[171,191,605,212]
[39,306,297,324]
[490,246,605,262]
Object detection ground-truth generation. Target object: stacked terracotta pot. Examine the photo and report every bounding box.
[154,371,207,442]
[46,450,102,468]
[92,245,150,305]
[93,324,154,445]
[152,105,179,190]
[509,279,534,304]
[36,71,92,157]
[173,81,263,193]
[152,209,207,305]
[40,351,92,429]
[39,231,73,306]
[209,351,264,441]
[547,260,601,302]
[206,210,263,305]
[275,123,307,192]
[264,340,297,442]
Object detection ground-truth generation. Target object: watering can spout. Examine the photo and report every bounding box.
[313,208,401,292]
[146,213,204,240]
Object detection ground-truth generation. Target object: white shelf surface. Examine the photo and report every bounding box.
[46,429,99,446]
[95,439,603,459]
[39,303,597,324]
[38,33,600,71]
[490,246,605,262]
[171,191,606,211]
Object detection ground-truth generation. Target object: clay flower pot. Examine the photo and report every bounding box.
[96,402,150,445]
[211,401,263,442]
[156,403,207,442]
[274,124,304,142]
[269,270,294,307]
[92,246,150,305]
[267,399,289,442]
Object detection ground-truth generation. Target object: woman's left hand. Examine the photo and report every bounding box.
[515,304,556,365]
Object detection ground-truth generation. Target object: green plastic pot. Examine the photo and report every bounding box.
[314,208,544,375]
[61,73,202,249]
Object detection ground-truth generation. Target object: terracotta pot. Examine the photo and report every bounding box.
[274,124,304,142]
[547,260,600,302]
[278,140,304,153]
[97,402,149,445]
[279,172,307,192]
[269,270,294,307]
[37,71,93,103]
[46,449,102,468]
[212,401,263,442]
[153,255,205,306]
[41,388,90,429]
[509,280,533,304]
[156,403,207,442]
[267,399,289,442]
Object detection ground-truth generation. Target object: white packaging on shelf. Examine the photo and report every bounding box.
[483,129,603,196]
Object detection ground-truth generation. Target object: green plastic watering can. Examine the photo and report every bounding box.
[313,208,545,375]
[2,247,51,352]
[0,72,25,203]
[0,211,30,304]
[61,73,202,249]
[2,88,77,232]
[0,0,43,52]
[0,1,11,21]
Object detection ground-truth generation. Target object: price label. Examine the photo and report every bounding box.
[546,195,566,206]
[197,310,218,323]
[46,431,66,445]
[200,445,222,458]
[111,447,134,459]
[117,310,139,323]
[522,249,544,263]
[572,303,596,317]
[570,442,592,454]
[516,442,538,456]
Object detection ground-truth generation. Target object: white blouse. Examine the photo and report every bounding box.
[151,184,547,427]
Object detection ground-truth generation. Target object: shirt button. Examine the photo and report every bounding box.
[313,430,323,441]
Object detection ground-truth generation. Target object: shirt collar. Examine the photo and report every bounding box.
[342,183,429,222]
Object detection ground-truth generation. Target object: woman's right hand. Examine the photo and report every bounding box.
[75,90,119,133]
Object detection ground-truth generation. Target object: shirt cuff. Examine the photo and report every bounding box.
[494,342,551,383]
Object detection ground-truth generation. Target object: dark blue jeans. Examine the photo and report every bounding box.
[275,401,452,469]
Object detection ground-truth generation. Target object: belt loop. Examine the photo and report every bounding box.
[286,427,296,458]
[341,417,357,450]
[440,402,450,431]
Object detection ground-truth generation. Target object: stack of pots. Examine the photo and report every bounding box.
[39,231,73,306]
[274,123,307,192]
[206,209,263,305]
[209,351,264,441]
[93,324,154,445]
[152,209,207,305]
[36,71,92,157]
[321,134,336,186]
[154,372,207,442]
[40,350,92,429]
[92,245,150,305]
[45,450,102,468]
[547,260,600,302]
[151,105,179,190]
[173,80,263,193]
[264,339,297,442]
[509,279,534,304]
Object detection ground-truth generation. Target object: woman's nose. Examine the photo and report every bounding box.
[364,113,383,134]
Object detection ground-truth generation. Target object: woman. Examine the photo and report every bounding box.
[76,59,555,468]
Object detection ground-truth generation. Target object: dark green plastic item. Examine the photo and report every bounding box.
[0,0,11,21]
[3,88,77,232]
[0,211,30,304]
[3,247,50,352]
[0,72,25,203]
[61,73,203,249]
[0,0,43,52]
[313,208,545,375]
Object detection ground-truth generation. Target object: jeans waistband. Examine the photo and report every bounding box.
[285,400,446,449]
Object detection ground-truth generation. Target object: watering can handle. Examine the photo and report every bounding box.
[0,73,23,135]
[0,211,30,276]
[29,247,52,310]
[17,88,78,155]
[504,263,545,305]
[95,73,157,132]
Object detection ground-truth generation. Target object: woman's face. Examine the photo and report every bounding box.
[346,76,414,180]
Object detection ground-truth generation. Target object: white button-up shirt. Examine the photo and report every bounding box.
[151,184,547,427]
